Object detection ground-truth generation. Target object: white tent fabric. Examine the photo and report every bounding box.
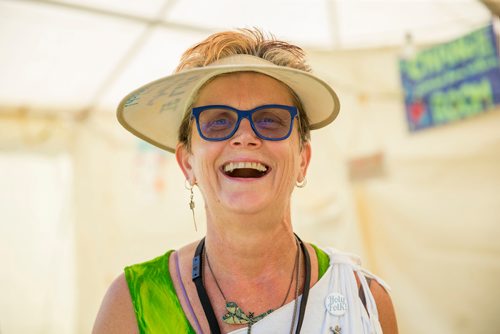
[0,0,490,115]
[308,47,500,333]
[1,1,499,333]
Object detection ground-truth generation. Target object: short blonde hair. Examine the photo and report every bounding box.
[177,28,311,150]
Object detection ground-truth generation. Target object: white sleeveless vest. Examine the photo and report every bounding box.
[228,247,389,334]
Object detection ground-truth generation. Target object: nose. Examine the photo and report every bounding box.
[229,118,261,148]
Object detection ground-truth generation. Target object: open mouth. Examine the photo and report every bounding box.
[222,161,270,178]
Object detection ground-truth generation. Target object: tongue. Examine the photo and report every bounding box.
[226,168,265,178]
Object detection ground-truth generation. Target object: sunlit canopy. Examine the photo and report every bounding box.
[0,0,491,116]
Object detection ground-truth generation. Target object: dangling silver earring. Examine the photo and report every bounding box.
[296,177,307,188]
[185,179,197,231]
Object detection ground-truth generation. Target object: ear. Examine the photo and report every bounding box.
[175,143,195,183]
[298,141,312,182]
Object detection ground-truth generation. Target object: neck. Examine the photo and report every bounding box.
[203,209,298,281]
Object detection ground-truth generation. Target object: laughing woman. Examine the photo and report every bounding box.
[93,29,398,334]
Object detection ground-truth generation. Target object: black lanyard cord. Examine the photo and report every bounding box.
[295,234,311,333]
[192,235,311,334]
[192,238,221,334]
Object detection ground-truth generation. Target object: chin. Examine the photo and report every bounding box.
[220,192,273,214]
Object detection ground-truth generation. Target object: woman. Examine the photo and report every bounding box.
[93,29,398,334]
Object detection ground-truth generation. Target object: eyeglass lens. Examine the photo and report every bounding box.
[198,106,293,140]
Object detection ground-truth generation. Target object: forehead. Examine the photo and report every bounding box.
[193,72,295,107]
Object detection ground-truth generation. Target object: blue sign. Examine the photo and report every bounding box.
[399,24,500,131]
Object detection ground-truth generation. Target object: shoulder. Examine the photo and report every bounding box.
[353,271,398,334]
[92,273,138,334]
[319,246,398,333]
[125,250,173,276]
[92,251,174,334]
[370,279,399,334]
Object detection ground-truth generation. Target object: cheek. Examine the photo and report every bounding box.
[273,143,302,179]
[288,132,304,170]
[190,141,223,181]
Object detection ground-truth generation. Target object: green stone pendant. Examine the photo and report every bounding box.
[222,301,273,325]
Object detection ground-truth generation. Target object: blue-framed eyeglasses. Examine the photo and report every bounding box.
[191,104,298,142]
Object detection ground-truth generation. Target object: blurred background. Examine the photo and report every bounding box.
[1,0,500,333]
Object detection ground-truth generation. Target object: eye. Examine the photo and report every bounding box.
[258,117,282,127]
[200,109,236,135]
[202,118,232,133]
[209,118,230,127]
[254,111,287,129]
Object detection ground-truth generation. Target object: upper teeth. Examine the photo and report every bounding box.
[224,162,267,173]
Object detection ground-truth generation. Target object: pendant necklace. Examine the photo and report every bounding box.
[205,238,299,333]
[192,235,311,334]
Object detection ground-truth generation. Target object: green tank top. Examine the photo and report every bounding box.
[125,244,330,334]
